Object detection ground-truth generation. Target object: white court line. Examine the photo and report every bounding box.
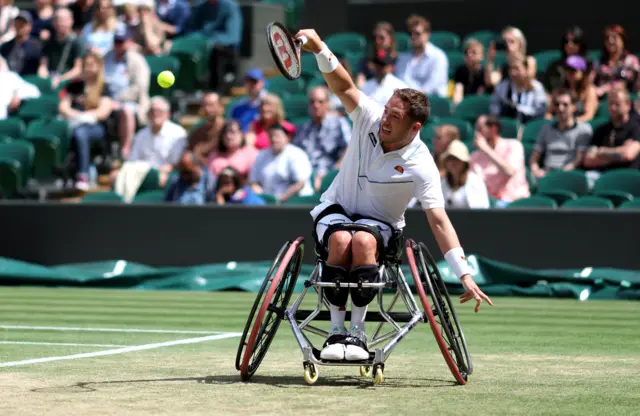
[0,325,223,335]
[0,332,242,368]
[0,341,126,347]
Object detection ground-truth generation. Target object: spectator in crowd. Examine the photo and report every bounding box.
[230,67,266,132]
[0,0,19,45]
[245,93,296,150]
[433,124,460,177]
[490,53,547,124]
[394,14,448,97]
[80,0,124,56]
[471,115,530,206]
[248,124,313,203]
[124,1,165,56]
[69,0,95,33]
[531,88,593,178]
[544,26,589,93]
[207,119,258,182]
[37,8,83,89]
[164,149,216,205]
[0,12,42,76]
[103,25,150,158]
[58,51,113,190]
[441,140,490,209]
[293,86,351,191]
[0,55,40,120]
[187,0,242,92]
[30,0,54,41]
[188,92,225,163]
[155,0,191,40]
[453,39,491,106]
[583,87,640,171]
[594,25,639,98]
[356,21,396,88]
[214,166,265,205]
[546,55,597,123]
[361,49,407,107]
[127,96,186,172]
[486,26,537,87]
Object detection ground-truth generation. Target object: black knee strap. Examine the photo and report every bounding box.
[349,265,379,307]
[321,264,349,307]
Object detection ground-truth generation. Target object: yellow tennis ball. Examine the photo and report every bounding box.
[157,70,175,88]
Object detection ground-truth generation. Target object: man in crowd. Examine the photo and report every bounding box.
[360,49,407,107]
[530,88,592,178]
[164,149,216,205]
[155,0,192,40]
[188,92,225,164]
[37,8,83,89]
[230,68,267,132]
[0,12,41,76]
[293,86,351,191]
[433,124,460,177]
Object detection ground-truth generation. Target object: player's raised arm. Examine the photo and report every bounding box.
[295,29,360,113]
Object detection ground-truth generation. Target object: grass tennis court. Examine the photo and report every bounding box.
[1,287,639,415]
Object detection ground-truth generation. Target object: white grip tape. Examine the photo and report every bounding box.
[314,43,339,73]
[444,247,473,279]
[298,35,308,45]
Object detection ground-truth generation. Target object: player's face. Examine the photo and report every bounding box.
[380,96,419,145]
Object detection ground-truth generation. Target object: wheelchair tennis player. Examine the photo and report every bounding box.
[293,29,494,362]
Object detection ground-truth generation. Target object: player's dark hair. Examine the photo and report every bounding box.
[393,88,430,125]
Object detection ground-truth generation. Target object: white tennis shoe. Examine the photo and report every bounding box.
[344,327,369,361]
[320,327,347,360]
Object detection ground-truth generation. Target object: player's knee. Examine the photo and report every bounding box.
[328,230,352,253]
[349,265,379,307]
[321,264,349,307]
[351,231,378,259]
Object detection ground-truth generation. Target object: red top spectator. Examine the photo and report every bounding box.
[246,93,296,150]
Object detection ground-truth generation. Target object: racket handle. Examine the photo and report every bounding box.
[297,35,308,46]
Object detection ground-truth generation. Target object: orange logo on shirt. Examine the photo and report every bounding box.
[394,166,404,174]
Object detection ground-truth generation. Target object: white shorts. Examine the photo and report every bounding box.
[310,201,394,247]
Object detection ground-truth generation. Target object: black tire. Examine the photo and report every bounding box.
[236,238,304,381]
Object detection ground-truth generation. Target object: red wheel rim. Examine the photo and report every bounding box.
[406,239,467,385]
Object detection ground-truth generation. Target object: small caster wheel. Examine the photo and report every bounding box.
[360,366,372,377]
[303,363,318,385]
[373,367,384,385]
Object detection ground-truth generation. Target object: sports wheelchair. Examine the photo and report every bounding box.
[235,223,472,385]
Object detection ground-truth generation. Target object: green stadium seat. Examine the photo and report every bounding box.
[562,196,614,209]
[325,33,366,56]
[24,136,61,181]
[521,119,552,144]
[81,191,123,203]
[0,140,35,198]
[132,189,167,204]
[507,195,557,209]
[446,51,465,78]
[259,193,279,204]
[0,117,26,139]
[588,117,610,132]
[592,169,640,206]
[462,30,500,50]
[454,94,491,123]
[537,170,589,196]
[430,31,460,51]
[499,117,521,139]
[266,76,306,98]
[17,95,60,123]
[588,49,602,63]
[169,32,209,92]
[284,193,321,205]
[27,118,72,165]
[523,143,535,166]
[319,168,339,193]
[145,55,181,98]
[343,51,364,76]
[282,94,309,119]
[0,135,12,144]
[428,95,452,118]
[434,117,474,143]
[22,75,54,95]
[262,0,303,29]
[619,199,640,210]
[533,50,562,75]
[492,50,508,70]
[595,100,609,118]
[395,32,411,53]
[306,74,327,90]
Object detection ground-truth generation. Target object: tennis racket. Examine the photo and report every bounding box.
[266,21,308,80]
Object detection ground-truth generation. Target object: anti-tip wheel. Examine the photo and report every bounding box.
[303,364,318,385]
[373,367,384,385]
[360,366,372,377]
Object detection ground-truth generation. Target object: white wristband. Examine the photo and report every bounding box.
[314,43,339,73]
[444,247,473,279]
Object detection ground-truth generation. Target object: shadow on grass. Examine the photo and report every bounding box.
[30,374,458,392]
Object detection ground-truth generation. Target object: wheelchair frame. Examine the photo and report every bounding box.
[235,224,473,386]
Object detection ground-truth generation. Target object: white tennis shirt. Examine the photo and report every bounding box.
[311,94,444,229]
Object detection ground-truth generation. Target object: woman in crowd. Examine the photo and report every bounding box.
[245,94,296,150]
[80,0,123,56]
[207,119,258,182]
[122,1,165,56]
[453,38,491,105]
[544,26,589,93]
[215,166,265,206]
[486,26,537,88]
[546,55,597,123]
[69,0,95,33]
[594,25,639,97]
[490,53,547,123]
[355,21,397,88]
[440,140,490,209]
[58,51,113,190]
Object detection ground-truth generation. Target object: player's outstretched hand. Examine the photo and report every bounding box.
[294,29,324,54]
[460,274,494,313]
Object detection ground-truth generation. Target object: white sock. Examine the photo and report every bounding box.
[328,303,346,333]
[350,302,368,333]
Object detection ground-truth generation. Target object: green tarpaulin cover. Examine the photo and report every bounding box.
[0,255,638,300]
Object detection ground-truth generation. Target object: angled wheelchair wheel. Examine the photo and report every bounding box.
[406,239,472,385]
[236,237,304,381]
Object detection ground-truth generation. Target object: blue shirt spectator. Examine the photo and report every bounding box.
[186,0,242,47]
[165,151,217,205]
[155,0,191,38]
[214,166,265,205]
[230,67,266,132]
[0,12,41,76]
